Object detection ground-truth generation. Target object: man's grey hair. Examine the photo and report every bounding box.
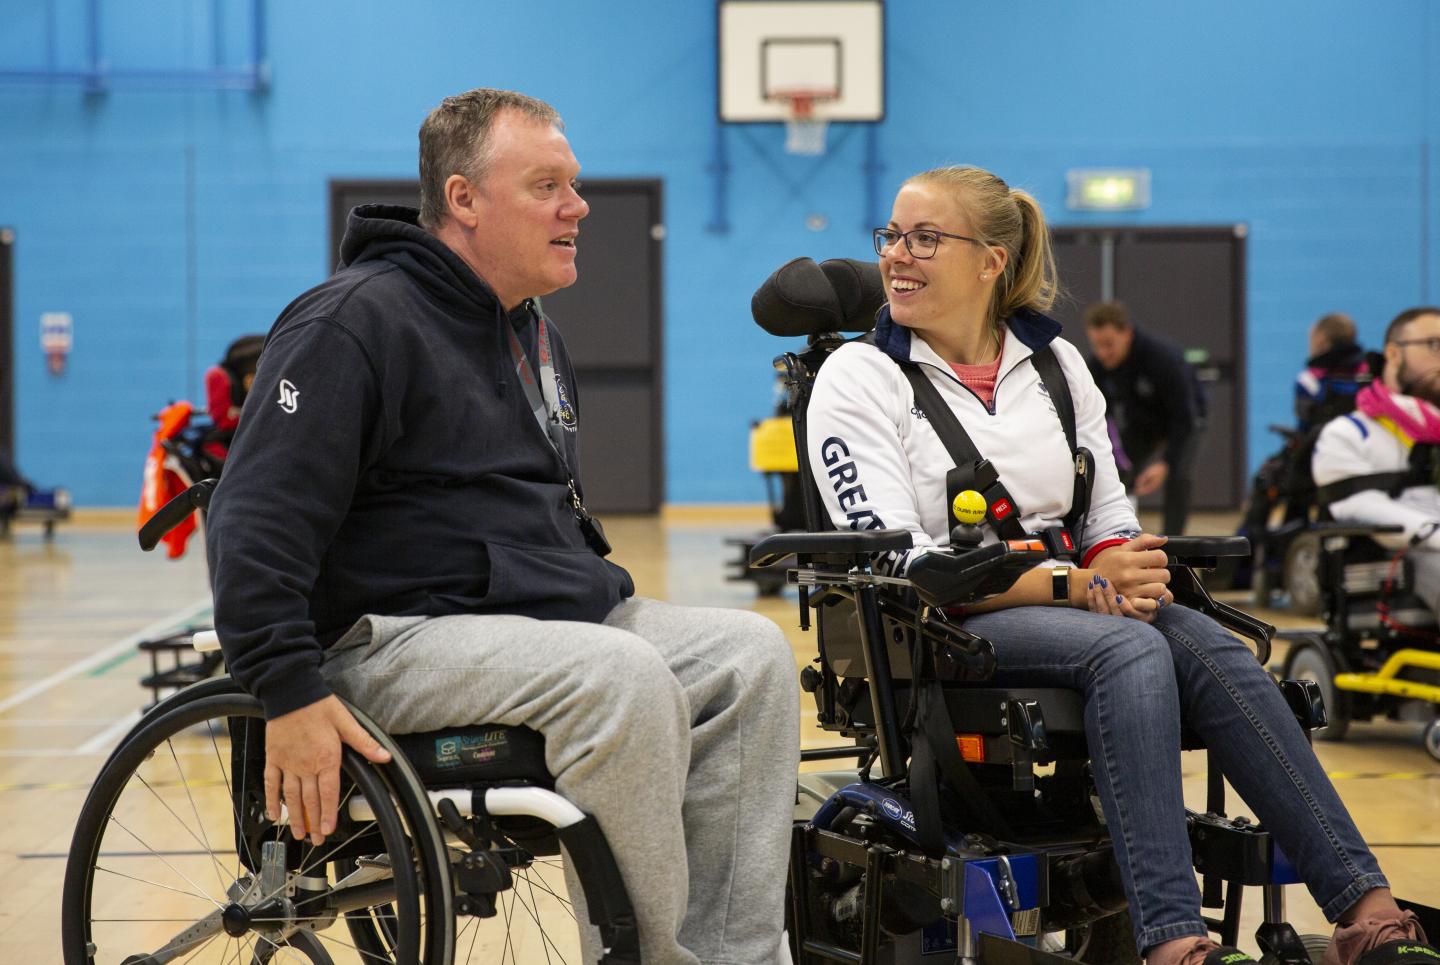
[417,88,563,231]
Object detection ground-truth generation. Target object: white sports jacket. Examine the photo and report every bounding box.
[1311,403,1440,550]
[806,306,1140,574]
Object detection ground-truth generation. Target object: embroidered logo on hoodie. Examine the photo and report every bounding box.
[277,379,300,414]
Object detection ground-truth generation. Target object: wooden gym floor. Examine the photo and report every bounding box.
[1,508,1435,960]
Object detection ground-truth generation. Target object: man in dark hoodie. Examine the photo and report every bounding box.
[206,88,799,964]
[1084,300,1208,536]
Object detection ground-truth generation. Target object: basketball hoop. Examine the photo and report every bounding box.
[775,88,836,156]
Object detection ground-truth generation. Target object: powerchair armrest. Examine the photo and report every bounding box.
[1162,536,1250,570]
[748,529,913,568]
[1168,566,1276,665]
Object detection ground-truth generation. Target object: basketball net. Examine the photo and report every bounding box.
[780,90,833,156]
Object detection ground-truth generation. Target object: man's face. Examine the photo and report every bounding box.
[1087,324,1133,371]
[450,110,589,309]
[1386,312,1440,398]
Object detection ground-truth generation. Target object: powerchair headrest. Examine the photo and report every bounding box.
[751,257,885,337]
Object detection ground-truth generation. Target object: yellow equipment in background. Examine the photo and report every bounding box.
[750,416,799,473]
[1334,649,1440,760]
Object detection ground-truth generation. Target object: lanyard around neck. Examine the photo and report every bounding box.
[505,315,568,458]
[503,313,613,557]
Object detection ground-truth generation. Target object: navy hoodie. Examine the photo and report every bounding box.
[206,204,635,719]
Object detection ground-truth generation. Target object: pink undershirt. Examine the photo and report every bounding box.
[946,332,1006,408]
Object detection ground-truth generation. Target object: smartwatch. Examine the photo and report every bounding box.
[1051,565,1072,603]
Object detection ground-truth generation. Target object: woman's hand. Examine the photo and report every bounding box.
[1090,534,1171,604]
[1085,572,1162,624]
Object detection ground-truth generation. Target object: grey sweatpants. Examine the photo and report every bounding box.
[319,596,800,965]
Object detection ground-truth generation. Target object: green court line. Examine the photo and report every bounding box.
[85,648,141,678]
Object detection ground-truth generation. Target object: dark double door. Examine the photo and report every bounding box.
[1049,226,1248,512]
[328,179,665,513]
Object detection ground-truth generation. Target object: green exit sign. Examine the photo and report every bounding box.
[1066,169,1151,210]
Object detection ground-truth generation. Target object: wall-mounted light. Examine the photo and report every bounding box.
[1065,169,1151,211]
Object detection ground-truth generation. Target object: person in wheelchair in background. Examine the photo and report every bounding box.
[207,87,799,964]
[201,332,264,460]
[1312,307,1440,614]
[805,164,1433,965]
[1296,313,1369,434]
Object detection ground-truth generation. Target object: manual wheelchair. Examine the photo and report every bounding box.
[61,482,638,964]
[745,256,1440,965]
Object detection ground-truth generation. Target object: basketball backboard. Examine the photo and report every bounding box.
[717,0,884,123]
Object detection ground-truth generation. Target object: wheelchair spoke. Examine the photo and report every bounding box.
[137,757,231,896]
[311,927,406,963]
[463,912,482,965]
[213,711,259,881]
[524,872,558,965]
[500,885,519,964]
[516,868,574,917]
[507,881,573,965]
[94,860,222,907]
[104,814,226,912]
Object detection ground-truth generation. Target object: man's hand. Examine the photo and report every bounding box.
[1090,534,1171,604]
[1134,461,1170,496]
[265,695,392,847]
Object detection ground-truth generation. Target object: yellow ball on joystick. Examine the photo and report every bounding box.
[952,490,987,526]
[950,490,988,549]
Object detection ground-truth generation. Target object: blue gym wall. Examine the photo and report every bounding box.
[2,0,1438,506]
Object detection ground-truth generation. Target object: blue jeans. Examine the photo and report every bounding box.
[962,603,1387,954]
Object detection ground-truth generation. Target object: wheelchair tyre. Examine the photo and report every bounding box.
[1284,640,1351,742]
[1424,719,1440,762]
[1282,533,1323,616]
[60,690,454,964]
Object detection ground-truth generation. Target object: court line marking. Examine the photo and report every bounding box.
[77,708,144,754]
[0,598,212,716]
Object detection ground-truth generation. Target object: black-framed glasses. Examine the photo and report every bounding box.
[1393,337,1440,355]
[873,227,984,259]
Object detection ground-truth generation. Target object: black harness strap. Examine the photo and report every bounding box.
[1316,471,1412,506]
[901,345,1092,545]
[1030,346,1096,543]
[901,363,1028,541]
[1029,346,1076,452]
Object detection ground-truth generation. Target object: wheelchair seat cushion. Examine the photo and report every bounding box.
[392,723,553,789]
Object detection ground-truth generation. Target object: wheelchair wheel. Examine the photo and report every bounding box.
[1423,718,1440,762]
[1283,533,1323,616]
[61,690,453,964]
[1284,640,1351,742]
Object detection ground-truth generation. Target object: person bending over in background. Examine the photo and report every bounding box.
[1084,300,1207,535]
[807,162,1434,965]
